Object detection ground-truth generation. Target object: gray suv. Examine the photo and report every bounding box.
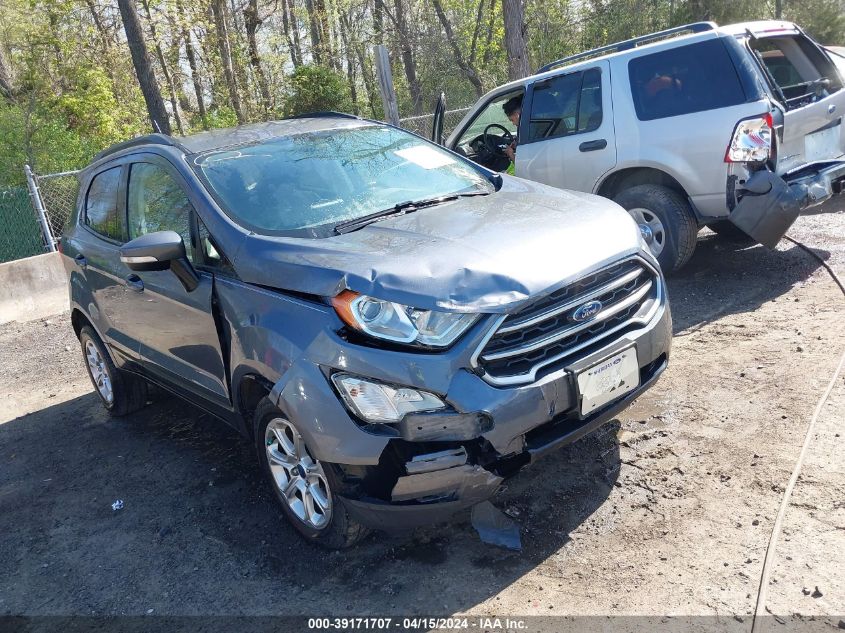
[440,20,845,272]
[62,116,671,547]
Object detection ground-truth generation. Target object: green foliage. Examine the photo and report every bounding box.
[283,65,354,116]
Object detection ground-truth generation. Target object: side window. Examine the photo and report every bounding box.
[628,39,746,121]
[456,92,522,148]
[127,163,195,261]
[85,167,125,242]
[526,68,602,142]
[198,219,235,275]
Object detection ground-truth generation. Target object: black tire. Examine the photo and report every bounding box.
[254,397,369,549]
[614,184,698,274]
[79,325,147,417]
[708,220,754,243]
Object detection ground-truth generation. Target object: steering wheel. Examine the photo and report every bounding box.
[483,124,515,156]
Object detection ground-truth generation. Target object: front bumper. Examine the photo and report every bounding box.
[729,161,845,248]
[270,273,671,531]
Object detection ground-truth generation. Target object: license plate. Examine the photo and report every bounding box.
[576,347,640,416]
[805,123,841,163]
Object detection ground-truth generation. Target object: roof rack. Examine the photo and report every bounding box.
[536,21,717,74]
[93,133,185,162]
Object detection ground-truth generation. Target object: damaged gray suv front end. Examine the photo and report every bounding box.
[64,117,671,547]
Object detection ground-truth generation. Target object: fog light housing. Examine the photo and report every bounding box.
[331,373,447,423]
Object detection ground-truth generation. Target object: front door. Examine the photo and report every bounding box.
[515,61,617,193]
[121,157,229,407]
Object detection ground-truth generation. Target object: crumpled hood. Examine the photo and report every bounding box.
[232,177,643,313]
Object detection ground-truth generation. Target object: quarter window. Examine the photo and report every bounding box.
[628,39,746,121]
[526,68,603,142]
[127,163,195,261]
[85,167,125,242]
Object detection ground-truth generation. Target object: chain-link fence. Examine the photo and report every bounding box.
[34,170,81,245]
[0,186,45,263]
[398,107,471,139]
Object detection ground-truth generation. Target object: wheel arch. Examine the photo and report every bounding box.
[233,370,276,438]
[596,167,691,206]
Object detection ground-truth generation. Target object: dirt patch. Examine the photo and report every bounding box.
[0,204,843,619]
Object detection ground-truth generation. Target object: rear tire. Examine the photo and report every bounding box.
[254,397,369,549]
[79,325,147,417]
[708,220,754,243]
[614,184,698,274]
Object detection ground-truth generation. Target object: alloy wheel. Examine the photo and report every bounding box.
[629,207,666,258]
[85,339,113,404]
[265,417,332,530]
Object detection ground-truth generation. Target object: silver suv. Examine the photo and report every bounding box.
[437,20,845,272]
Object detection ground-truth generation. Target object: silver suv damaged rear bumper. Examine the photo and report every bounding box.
[729,161,845,248]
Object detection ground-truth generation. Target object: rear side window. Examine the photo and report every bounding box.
[628,39,746,121]
[85,167,124,241]
[527,68,603,142]
[127,163,195,261]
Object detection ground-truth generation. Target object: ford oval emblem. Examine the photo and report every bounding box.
[572,300,603,322]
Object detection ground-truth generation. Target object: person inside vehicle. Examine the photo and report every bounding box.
[502,95,522,164]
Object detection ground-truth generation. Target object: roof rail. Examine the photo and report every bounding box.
[290,111,360,120]
[536,21,717,74]
[93,133,185,162]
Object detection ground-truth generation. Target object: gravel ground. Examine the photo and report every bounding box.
[0,202,843,624]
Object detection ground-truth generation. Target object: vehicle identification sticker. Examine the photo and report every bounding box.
[805,123,841,163]
[394,145,456,169]
[576,347,640,416]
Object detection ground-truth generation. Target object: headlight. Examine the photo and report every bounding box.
[331,290,479,347]
[332,373,446,422]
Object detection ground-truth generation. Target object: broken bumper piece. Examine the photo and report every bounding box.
[730,162,845,248]
[341,456,502,531]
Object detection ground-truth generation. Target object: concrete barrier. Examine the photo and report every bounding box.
[0,252,69,324]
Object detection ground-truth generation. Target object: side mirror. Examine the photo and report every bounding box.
[120,230,199,292]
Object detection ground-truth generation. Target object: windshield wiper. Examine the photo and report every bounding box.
[334,191,490,234]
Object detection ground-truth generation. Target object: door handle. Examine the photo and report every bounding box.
[125,274,144,292]
[829,104,837,115]
[74,254,87,269]
[579,139,608,152]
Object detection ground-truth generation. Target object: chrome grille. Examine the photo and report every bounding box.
[476,258,660,386]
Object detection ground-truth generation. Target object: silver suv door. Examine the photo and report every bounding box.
[515,61,616,192]
[747,30,845,174]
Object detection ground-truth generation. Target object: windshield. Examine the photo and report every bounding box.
[193,125,493,237]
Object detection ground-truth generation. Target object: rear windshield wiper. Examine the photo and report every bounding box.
[334,191,490,234]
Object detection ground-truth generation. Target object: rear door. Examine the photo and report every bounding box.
[747,29,845,174]
[121,156,229,408]
[64,163,139,364]
[515,61,616,192]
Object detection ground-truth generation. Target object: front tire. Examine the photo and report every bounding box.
[614,184,698,273]
[254,397,369,549]
[79,325,147,416]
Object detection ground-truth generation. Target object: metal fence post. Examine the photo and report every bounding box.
[24,165,56,252]
[374,45,400,127]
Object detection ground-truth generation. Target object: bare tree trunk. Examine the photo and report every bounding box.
[482,0,497,66]
[392,0,422,114]
[304,0,323,63]
[314,0,336,68]
[337,11,358,112]
[502,0,530,80]
[281,0,303,67]
[211,0,245,123]
[431,0,484,97]
[177,0,209,129]
[0,44,15,101]
[141,0,185,135]
[243,0,273,113]
[117,0,172,134]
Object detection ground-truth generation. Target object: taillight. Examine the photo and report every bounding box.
[725,113,773,163]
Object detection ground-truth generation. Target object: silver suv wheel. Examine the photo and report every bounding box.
[85,339,114,405]
[629,207,666,258]
[265,417,332,530]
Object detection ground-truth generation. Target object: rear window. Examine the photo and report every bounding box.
[628,39,747,121]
